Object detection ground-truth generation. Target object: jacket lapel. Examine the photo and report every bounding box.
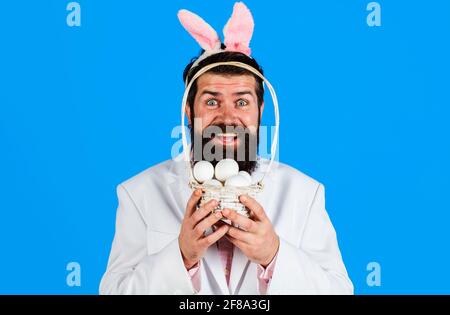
[166,158,192,222]
[229,164,275,294]
[202,233,230,295]
[229,246,250,294]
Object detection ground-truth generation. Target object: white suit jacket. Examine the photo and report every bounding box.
[99,156,353,295]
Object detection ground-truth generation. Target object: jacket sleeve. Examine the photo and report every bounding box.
[99,184,197,295]
[267,184,354,295]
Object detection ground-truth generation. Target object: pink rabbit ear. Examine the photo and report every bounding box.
[223,2,254,55]
[178,9,221,51]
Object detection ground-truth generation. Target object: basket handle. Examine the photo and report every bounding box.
[181,61,279,185]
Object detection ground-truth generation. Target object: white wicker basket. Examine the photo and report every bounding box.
[189,180,263,223]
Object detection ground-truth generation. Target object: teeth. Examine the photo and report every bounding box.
[215,133,237,144]
[217,133,237,138]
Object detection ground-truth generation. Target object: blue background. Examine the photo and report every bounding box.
[0,0,449,294]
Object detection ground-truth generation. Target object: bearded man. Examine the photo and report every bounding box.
[100,2,353,295]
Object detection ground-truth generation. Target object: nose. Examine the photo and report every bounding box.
[218,101,240,126]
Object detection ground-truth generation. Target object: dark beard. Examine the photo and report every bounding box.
[190,123,259,174]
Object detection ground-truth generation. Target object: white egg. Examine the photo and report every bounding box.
[203,179,223,187]
[193,161,214,183]
[214,159,239,182]
[238,171,252,184]
[224,174,251,187]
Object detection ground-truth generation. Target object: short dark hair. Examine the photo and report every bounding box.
[182,46,264,125]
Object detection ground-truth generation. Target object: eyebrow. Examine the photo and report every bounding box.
[200,90,255,97]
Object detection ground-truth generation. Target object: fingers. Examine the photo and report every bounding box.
[221,208,258,233]
[226,225,253,244]
[225,233,249,250]
[239,195,268,222]
[212,220,227,230]
[190,199,219,226]
[193,211,224,239]
[200,224,230,247]
[185,189,203,217]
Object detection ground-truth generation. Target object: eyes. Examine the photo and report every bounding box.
[206,99,219,107]
[206,98,249,108]
[237,99,248,107]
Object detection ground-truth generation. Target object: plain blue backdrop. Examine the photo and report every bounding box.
[0,0,449,294]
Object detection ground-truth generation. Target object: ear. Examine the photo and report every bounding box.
[259,101,264,121]
[223,2,254,55]
[185,102,192,127]
[178,9,221,51]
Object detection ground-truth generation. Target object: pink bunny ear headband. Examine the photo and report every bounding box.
[178,2,280,184]
[178,2,256,85]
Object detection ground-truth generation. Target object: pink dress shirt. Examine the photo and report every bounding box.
[186,237,277,294]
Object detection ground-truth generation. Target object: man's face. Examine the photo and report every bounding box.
[186,73,264,173]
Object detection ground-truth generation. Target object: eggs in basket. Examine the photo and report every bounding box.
[189,159,263,225]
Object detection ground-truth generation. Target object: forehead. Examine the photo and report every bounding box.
[196,73,257,93]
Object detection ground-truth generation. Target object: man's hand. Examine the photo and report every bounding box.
[178,189,230,269]
[222,195,279,267]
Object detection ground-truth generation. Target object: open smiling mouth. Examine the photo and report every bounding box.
[213,133,238,145]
